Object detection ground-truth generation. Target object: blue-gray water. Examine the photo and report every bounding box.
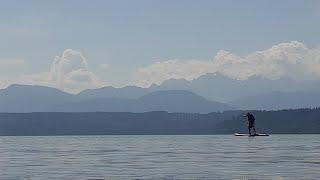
[0,135,319,180]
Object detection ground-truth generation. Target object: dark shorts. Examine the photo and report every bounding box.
[249,121,255,128]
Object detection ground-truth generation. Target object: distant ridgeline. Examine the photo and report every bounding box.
[0,109,319,135]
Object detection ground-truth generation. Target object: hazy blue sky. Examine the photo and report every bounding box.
[0,0,319,92]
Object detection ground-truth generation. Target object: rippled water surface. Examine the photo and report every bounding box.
[0,135,319,179]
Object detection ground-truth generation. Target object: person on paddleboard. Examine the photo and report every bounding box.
[243,112,257,135]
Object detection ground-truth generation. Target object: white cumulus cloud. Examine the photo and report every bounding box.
[135,59,209,86]
[135,41,320,87]
[0,49,104,93]
[50,49,102,93]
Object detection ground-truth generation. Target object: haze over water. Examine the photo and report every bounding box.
[0,135,319,179]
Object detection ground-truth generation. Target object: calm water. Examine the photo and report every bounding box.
[0,135,319,180]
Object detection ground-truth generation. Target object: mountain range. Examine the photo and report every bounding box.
[53,90,233,113]
[80,73,320,102]
[229,90,320,110]
[0,84,233,113]
[152,73,320,102]
[1,73,320,112]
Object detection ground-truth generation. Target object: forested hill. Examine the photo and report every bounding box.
[0,108,319,135]
[0,111,240,136]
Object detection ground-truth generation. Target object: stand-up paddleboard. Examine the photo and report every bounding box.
[234,133,269,136]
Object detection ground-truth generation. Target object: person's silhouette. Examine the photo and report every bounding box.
[243,112,257,135]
